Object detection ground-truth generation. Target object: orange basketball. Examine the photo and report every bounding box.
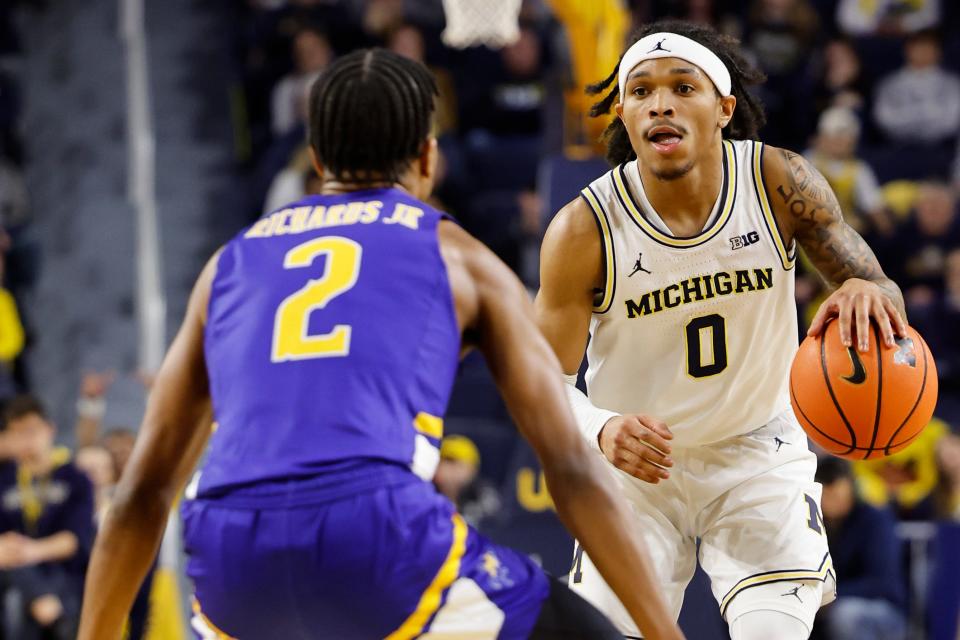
[790,320,938,460]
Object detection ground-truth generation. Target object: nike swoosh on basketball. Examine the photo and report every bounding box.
[842,347,866,384]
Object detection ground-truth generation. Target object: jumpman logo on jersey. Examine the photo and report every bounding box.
[628,252,652,277]
[648,38,671,54]
[773,437,791,452]
[781,585,804,602]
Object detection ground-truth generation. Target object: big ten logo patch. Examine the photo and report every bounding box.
[730,230,760,250]
[515,467,555,512]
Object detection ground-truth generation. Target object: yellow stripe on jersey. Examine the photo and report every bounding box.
[414,412,444,439]
[580,186,616,313]
[191,598,238,639]
[719,552,834,617]
[752,141,796,270]
[386,513,468,640]
[611,140,737,248]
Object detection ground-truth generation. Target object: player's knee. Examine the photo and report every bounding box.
[729,609,810,640]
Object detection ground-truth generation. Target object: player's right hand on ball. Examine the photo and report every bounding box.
[598,415,674,483]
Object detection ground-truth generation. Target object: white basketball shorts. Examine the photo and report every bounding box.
[569,409,837,637]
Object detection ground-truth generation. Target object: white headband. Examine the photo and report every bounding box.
[618,32,732,101]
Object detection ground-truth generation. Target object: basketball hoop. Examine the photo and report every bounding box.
[441,0,522,49]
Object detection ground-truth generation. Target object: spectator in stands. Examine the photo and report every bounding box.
[461,25,547,137]
[935,432,960,521]
[270,26,332,137]
[71,371,139,480]
[387,23,457,135]
[816,457,906,640]
[744,0,820,146]
[853,418,950,520]
[813,37,871,118]
[836,0,939,37]
[0,252,24,404]
[101,428,136,479]
[873,30,960,147]
[74,445,115,524]
[361,0,404,38]
[70,372,155,639]
[74,371,113,449]
[263,146,315,213]
[433,435,500,527]
[746,0,819,78]
[909,248,960,422]
[805,106,892,238]
[0,395,94,640]
[250,24,328,219]
[885,182,960,304]
[433,434,480,505]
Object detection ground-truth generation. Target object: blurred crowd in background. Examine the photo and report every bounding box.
[0,0,959,638]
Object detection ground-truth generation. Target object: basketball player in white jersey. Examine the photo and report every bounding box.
[536,21,907,640]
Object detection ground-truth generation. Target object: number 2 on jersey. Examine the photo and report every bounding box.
[272,236,362,362]
[685,314,728,378]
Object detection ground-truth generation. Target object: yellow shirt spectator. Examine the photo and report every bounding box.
[0,287,24,364]
[854,417,949,512]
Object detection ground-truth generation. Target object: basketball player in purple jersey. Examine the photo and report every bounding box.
[77,50,683,640]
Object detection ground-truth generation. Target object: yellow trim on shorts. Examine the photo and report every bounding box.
[611,140,736,248]
[580,186,616,314]
[386,513,468,639]
[191,598,238,639]
[719,552,834,617]
[751,141,796,270]
[413,412,444,439]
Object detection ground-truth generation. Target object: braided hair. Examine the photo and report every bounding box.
[588,21,766,166]
[308,48,438,183]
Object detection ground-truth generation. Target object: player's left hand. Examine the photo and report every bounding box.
[807,278,907,352]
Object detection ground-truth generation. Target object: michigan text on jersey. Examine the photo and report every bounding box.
[624,267,774,318]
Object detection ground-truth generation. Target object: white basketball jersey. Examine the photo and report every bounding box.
[582,139,799,446]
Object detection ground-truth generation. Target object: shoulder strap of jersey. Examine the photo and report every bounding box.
[749,141,796,271]
[579,182,616,314]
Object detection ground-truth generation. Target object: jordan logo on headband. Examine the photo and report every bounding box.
[648,38,671,53]
[619,32,732,100]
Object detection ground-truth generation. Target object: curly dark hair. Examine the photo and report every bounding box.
[588,20,767,166]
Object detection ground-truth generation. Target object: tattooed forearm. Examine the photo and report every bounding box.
[771,149,905,314]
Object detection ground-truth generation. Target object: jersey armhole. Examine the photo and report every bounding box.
[751,141,796,271]
[579,186,616,314]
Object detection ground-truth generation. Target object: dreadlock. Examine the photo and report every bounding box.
[588,20,767,166]
[308,48,438,183]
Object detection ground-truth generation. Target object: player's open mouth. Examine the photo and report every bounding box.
[647,126,683,153]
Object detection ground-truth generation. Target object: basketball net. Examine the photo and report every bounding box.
[441,0,522,49]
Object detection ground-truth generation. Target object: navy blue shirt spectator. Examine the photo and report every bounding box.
[880,183,960,301]
[0,395,94,640]
[815,457,906,640]
[457,26,548,137]
[0,456,95,575]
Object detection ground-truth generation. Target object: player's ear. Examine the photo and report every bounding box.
[308,146,325,179]
[615,101,624,121]
[718,94,736,130]
[420,136,439,181]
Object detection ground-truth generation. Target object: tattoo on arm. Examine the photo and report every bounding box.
[774,149,904,313]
